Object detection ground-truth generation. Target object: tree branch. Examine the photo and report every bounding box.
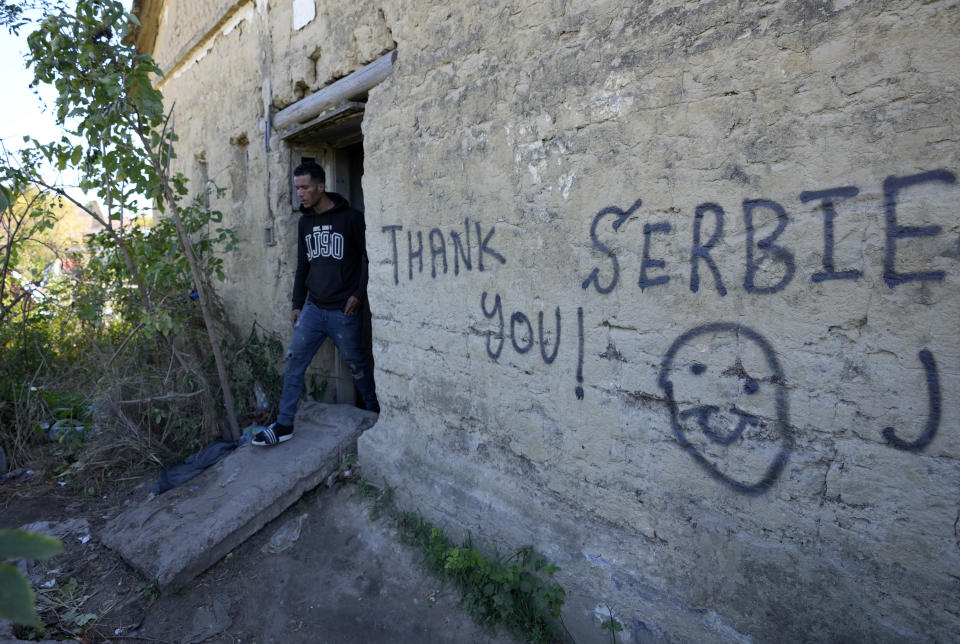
[119,389,206,405]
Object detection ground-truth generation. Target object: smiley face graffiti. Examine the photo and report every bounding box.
[658,323,793,495]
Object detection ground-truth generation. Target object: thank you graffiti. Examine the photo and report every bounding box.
[380,169,955,494]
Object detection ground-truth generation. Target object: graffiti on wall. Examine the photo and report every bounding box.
[381,169,955,494]
[380,219,506,284]
[882,349,941,452]
[657,323,791,495]
[580,169,956,298]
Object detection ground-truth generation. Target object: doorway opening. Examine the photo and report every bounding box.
[287,103,374,409]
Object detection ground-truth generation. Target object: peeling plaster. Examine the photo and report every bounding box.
[167,3,254,83]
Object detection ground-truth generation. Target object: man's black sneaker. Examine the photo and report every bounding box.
[252,422,293,447]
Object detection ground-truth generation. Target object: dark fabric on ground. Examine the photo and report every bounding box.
[152,440,238,494]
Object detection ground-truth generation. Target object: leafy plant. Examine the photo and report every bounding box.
[600,606,623,643]
[0,178,59,332]
[0,162,73,465]
[19,0,242,439]
[0,0,271,482]
[34,576,97,633]
[39,389,94,447]
[136,579,159,602]
[227,323,284,419]
[0,529,63,627]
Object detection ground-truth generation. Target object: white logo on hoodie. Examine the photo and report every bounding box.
[305,225,343,260]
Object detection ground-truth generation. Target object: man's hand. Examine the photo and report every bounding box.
[290,308,300,325]
[344,296,361,316]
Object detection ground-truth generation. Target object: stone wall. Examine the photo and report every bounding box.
[141,0,960,640]
[149,0,240,73]
[268,0,395,107]
[359,1,959,641]
[152,0,279,339]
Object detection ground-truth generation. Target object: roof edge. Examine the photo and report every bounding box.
[128,0,162,57]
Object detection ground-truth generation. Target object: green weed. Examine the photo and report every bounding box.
[600,606,623,643]
[33,576,97,637]
[136,579,159,602]
[354,480,568,643]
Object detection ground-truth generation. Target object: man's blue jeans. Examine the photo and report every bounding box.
[276,301,378,426]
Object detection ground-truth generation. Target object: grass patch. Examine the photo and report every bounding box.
[354,477,569,643]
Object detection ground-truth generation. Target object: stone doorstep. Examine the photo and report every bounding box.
[100,402,378,589]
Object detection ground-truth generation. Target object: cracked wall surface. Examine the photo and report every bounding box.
[141,0,960,640]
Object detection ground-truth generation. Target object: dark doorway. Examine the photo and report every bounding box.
[289,113,374,409]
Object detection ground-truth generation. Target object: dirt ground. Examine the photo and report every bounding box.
[0,463,517,644]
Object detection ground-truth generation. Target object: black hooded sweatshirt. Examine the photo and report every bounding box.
[291,192,368,311]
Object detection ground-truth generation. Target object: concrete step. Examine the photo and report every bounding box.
[101,402,377,588]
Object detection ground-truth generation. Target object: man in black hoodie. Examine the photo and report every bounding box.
[254,161,378,446]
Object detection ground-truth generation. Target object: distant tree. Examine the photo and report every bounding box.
[0,151,61,329]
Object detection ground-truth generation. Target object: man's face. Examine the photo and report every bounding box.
[294,174,324,210]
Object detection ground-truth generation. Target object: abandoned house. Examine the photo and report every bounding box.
[130,0,959,640]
